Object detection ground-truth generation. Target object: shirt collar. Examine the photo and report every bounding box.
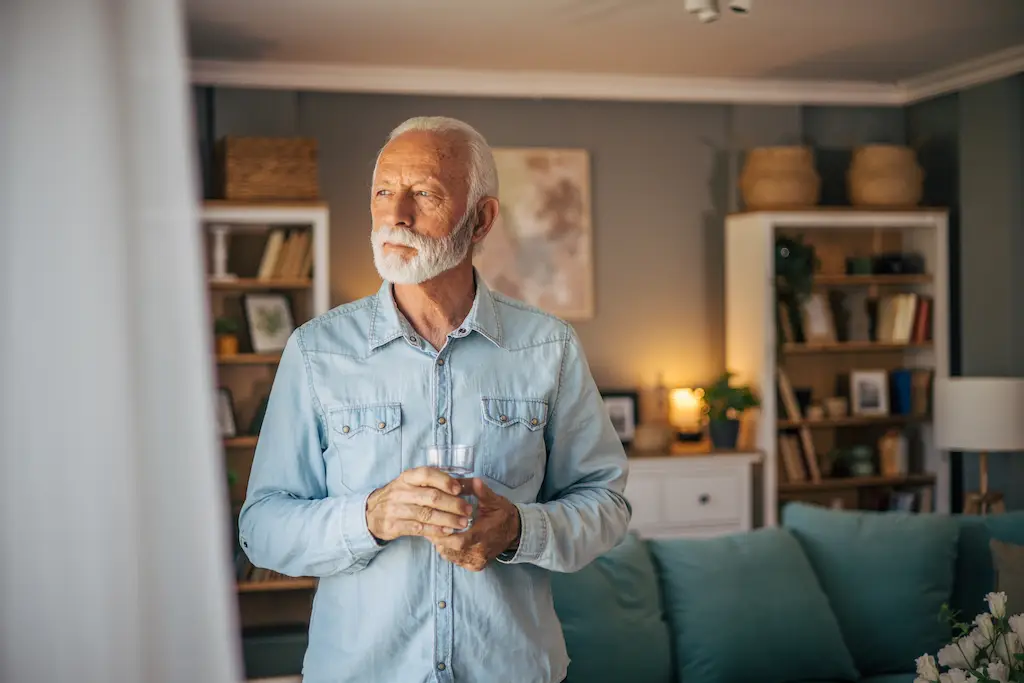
[367,269,504,352]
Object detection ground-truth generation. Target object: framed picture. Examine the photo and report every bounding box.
[600,390,639,444]
[851,370,889,416]
[242,293,295,354]
[217,387,237,438]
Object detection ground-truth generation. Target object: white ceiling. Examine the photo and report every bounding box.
[187,0,1024,83]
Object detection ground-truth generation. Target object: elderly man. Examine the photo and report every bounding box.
[239,116,630,683]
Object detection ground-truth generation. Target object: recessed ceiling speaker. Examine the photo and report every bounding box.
[729,0,751,12]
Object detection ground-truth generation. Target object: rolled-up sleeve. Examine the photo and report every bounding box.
[499,326,631,572]
[238,329,384,577]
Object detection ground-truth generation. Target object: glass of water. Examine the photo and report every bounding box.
[424,444,476,532]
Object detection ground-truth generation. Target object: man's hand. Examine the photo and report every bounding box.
[431,478,520,572]
[365,467,474,542]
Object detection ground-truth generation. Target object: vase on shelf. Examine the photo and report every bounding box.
[739,146,821,210]
[847,144,924,208]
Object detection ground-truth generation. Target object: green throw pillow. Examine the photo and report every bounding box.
[550,532,673,683]
[951,512,1024,619]
[991,538,1024,616]
[648,527,859,683]
[783,502,959,676]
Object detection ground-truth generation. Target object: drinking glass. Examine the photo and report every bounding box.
[424,444,477,532]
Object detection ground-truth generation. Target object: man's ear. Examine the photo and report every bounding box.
[471,197,500,243]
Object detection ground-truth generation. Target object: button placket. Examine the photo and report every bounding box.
[432,345,454,683]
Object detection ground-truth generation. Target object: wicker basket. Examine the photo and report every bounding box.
[215,136,319,201]
[739,146,820,210]
[847,144,923,208]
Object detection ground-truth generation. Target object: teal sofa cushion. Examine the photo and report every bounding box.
[648,527,859,683]
[861,675,916,683]
[951,512,1024,619]
[550,532,672,683]
[782,503,959,676]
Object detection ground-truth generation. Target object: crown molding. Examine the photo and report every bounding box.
[191,45,1024,106]
[900,45,1024,104]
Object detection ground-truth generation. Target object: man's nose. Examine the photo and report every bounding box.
[381,192,415,227]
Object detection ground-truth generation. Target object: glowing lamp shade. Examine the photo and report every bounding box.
[669,388,703,432]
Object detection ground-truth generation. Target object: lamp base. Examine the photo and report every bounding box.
[963,490,1006,515]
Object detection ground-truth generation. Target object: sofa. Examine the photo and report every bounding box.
[550,503,1024,683]
[242,504,1024,682]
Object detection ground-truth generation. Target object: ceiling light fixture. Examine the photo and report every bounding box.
[729,0,751,12]
[685,0,750,22]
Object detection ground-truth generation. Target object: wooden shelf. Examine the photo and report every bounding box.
[217,353,281,365]
[778,415,928,429]
[779,474,936,493]
[225,436,259,448]
[782,341,933,354]
[237,578,317,593]
[209,277,312,291]
[204,199,327,210]
[812,274,932,286]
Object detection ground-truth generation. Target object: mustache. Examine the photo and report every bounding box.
[373,225,429,248]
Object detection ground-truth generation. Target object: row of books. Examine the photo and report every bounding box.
[876,293,932,344]
[256,228,314,280]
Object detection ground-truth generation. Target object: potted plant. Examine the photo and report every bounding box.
[214,316,240,356]
[775,234,819,356]
[700,371,760,449]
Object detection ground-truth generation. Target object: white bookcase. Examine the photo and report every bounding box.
[724,209,950,526]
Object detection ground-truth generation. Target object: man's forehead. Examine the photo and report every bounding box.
[375,131,469,180]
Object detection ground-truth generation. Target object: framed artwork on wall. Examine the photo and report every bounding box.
[242,293,295,354]
[474,147,594,320]
[600,390,640,445]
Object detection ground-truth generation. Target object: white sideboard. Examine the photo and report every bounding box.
[624,451,761,539]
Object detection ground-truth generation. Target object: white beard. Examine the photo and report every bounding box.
[371,210,475,285]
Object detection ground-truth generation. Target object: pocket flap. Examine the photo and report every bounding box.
[481,397,548,431]
[331,403,401,436]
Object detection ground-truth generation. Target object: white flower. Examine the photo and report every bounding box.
[992,631,1023,665]
[985,661,1010,683]
[941,669,969,683]
[938,636,980,669]
[974,613,996,643]
[987,591,1008,619]
[916,654,940,681]
[1009,614,1024,639]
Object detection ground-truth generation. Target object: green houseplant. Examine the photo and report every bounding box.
[214,316,240,356]
[700,371,760,449]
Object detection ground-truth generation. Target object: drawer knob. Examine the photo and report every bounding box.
[698,493,711,505]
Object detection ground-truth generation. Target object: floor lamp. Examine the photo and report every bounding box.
[934,377,1024,514]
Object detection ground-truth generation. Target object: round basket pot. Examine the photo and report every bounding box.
[739,146,821,210]
[847,144,924,207]
[708,418,740,450]
[216,333,239,356]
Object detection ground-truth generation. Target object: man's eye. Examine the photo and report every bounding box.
[375,189,391,197]
[416,191,431,197]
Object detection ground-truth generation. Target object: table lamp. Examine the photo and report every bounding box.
[669,388,704,442]
[934,377,1024,514]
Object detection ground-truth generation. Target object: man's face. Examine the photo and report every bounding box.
[370,131,476,285]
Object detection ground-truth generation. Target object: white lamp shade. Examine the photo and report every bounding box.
[933,377,1024,451]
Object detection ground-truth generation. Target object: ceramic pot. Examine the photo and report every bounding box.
[709,419,740,450]
[847,144,924,207]
[739,146,821,210]
[216,334,239,356]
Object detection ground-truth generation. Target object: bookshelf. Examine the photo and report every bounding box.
[200,200,330,625]
[725,209,949,526]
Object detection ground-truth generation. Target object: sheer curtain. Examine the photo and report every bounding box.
[1,2,242,682]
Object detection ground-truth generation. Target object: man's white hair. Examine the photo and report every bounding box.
[377,116,499,208]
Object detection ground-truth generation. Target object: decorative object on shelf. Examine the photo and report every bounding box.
[775,233,820,354]
[801,292,837,343]
[824,396,849,418]
[873,252,926,275]
[699,371,759,449]
[806,403,825,421]
[844,445,876,477]
[476,147,593,320]
[242,293,295,354]
[600,390,640,445]
[668,387,704,441]
[214,316,240,356]
[878,429,908,477]
[847,144,924,208]
[217,387,237,438]
[209,224,237,281]
[739,146,821,210]
[934,377,1024,515]
[850,369,890,416]
[913,594,1023,683]
[215,136,319,200]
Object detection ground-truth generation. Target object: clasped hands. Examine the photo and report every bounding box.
[365,467,520,572]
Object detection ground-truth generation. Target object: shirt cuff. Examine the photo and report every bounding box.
[497,503,547,565]
[340,490,385,560]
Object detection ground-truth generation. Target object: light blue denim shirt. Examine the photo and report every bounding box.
[239,274,631,683]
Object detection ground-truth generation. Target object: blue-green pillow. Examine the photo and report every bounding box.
[951,512,1024,619]
[782,503,959,676]
[551,532,672,683]
[648,527,859,683]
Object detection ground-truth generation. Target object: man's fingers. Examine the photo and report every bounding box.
[384,518,456,539]
[401,466,463,495]
[400,485,473,517]
[389,503,470,531]
[470,477,497,501]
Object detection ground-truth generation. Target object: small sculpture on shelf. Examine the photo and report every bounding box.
[699,371,760,450]
[214,316,240,356]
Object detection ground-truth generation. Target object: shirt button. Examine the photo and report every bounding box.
[342,425,350,433]
[408,336,418,343]
[438,600,447,609]
[438,417,446,425]
[437,358,445,366]
[531,418,539,426]
[458,328,467,335]
[377,421,386,430]
[437,663,446,671]
[499,415,508,422]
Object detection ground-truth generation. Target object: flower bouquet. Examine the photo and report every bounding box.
[915,592,1023,683]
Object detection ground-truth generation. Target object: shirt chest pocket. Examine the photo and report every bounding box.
[478,397,548,489]
[328,403,403,492]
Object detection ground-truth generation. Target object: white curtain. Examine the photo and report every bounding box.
[1,2,242,682]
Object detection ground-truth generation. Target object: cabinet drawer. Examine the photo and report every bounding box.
[663,474,741,526]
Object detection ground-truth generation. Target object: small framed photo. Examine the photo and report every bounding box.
[851,370,889,416]
[242,293,295,354]
[217,387,238,438]
[600,390,640,444]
